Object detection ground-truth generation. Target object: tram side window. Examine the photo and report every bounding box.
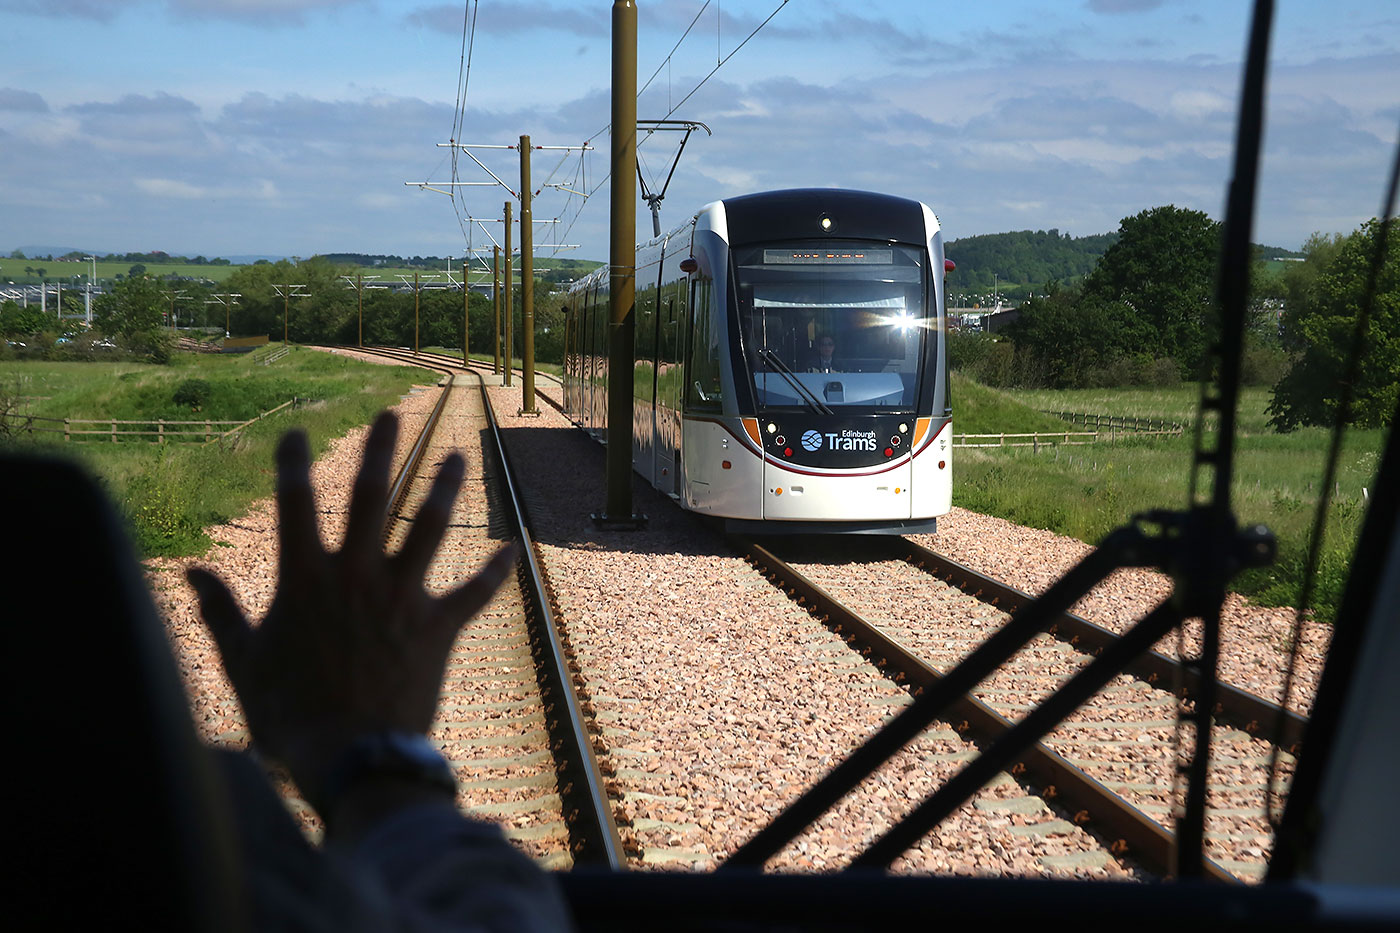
[686,276,722,411]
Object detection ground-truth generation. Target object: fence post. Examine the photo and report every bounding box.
[111,420,117,443]
[64,419,70,442]
[158,419,165,444]
[205,420,211,442]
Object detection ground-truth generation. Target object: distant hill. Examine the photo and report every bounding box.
[944,229,1304,304]
[11,245,94,259]
[314,253,602,285]
[944,229,1118,300]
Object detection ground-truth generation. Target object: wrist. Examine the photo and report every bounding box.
[319,732,458,837]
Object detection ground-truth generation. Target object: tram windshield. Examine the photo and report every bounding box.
[735,240,930,412]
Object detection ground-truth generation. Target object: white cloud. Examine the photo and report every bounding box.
[1169,89,1232,120]
[135,178,208,199]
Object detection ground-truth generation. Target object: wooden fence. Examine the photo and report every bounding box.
[1041,409,1185,438]
[953,412,1184,449]
[5,398,302,444]
[954,431,1099,449]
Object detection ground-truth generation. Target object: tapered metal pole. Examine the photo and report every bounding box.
[520,134,537,413]
[357,272,364,347]
[413,270,420,354]
[503,200,513,387]
[492,245,502,375]
[462,261,470,367]
[600,0,640,524]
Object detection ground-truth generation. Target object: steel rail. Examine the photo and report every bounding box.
[736,537,1236,882]
[409,347,569,417]
[383,374,454,537]
[895,538,1308,751]
[478,373,627,869]
[331,344,624,865]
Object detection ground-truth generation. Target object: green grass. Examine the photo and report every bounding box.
[950,378,1386,622]
[3,348,434,557]
[4,259,241,286]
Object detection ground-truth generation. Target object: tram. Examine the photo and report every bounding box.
[563,188,954,534]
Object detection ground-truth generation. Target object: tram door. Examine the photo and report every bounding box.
[656,287,684,497]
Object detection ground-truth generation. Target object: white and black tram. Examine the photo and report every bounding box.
[563,188,953,534]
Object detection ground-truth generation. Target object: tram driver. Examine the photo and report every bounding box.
[811,334,841,373]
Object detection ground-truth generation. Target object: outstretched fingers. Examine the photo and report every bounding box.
[341,411,399,562]
[275,429,323,576]
[440,543,520,631]
[395,452,466,582]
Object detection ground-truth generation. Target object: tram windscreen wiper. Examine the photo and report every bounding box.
[759,348,834,415]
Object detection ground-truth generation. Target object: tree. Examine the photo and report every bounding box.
[1005,282,1157,388]
[1079,205,1222,377]
[1,299,48,337]
[94,275,168,340]
[1267,219,1398,431]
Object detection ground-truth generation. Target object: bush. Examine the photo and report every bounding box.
[173,378,213,410]
[123,462,211,557]
[1241,344,1290,387]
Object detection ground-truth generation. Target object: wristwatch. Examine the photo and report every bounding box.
[322,732,458,809]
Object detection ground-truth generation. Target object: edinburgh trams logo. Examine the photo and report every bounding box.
[799,429,878,452]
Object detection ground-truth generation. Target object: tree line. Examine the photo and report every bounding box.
[950,205,1396,430]
[6,210,1392,432]
[2,256,568,369]
[944,228,1119,303]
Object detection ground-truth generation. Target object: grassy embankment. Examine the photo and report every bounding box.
[951,373,1386,622]
[3,347,435,557]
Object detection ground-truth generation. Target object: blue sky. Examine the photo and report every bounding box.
[1,0,1396,265]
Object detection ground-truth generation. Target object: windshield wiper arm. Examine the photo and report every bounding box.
[760,348,834,415]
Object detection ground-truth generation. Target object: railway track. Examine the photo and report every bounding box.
[734,535,1302,881]
[318,344,1298,882]
[352,346,621,869]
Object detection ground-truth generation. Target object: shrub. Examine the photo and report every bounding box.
[173,378,213,410]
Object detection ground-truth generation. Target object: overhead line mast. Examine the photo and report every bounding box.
[595,0,644,529]
[270,283,308,346]
[424,139,593,410]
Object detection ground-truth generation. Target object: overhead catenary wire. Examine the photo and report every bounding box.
[448,1,482,242]
[554,0,790,253]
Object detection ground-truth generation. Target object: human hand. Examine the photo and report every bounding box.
[187,411,518,816]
